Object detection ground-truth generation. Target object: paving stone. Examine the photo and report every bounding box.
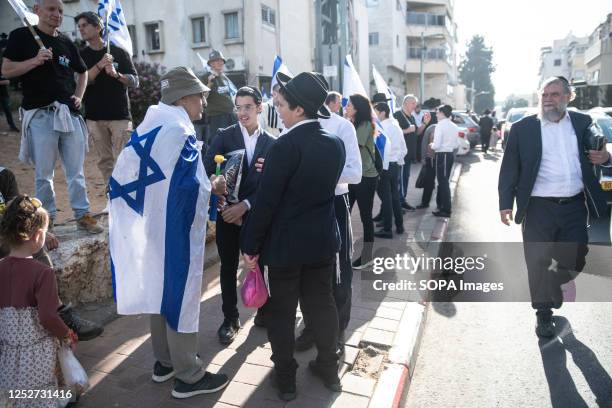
[345,317,370,333]
[368,316,400,332]
[210,348,238,366]
[340,373,377,397]
[360,327,395,349]
[350,306,378,321]
[375,305,404,321]
[344,329,364,348]
[232,363,272,386]
[329,391,370,408]
[343,345,360,366]
[245,346,274,367]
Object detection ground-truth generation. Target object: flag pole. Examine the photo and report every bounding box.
[105,8,110,53]
[23,17,45,49]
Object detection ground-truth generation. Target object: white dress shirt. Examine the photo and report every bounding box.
[432,118,459,152]
[239,122,262,166]
[320,113,362,195]
[379,117,407,166]
[531,112,583,197]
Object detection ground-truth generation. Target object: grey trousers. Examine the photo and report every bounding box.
[150,314,206,384]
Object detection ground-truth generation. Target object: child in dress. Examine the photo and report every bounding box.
[0,195,77,408]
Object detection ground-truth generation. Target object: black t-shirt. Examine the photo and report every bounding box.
[80,44,137,121]
[394,110,417,160]
[3,27,86,112]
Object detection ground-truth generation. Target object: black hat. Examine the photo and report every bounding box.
[371,92,391,104]
[276,71,331,119]
[236,86,262,104]
[208,50,226,65]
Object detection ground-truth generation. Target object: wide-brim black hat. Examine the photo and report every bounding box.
[276,72,331,119]
[371,92,391,104]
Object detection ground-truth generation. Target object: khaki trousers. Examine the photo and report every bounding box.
[87,119,132,183]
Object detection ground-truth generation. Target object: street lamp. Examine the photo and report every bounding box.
[419,32,445,103]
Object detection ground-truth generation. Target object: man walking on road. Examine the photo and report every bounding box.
[498,76,611,337]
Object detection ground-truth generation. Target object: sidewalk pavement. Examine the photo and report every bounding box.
[73,162,461,408]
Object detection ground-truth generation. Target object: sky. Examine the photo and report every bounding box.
[454,0,611,102]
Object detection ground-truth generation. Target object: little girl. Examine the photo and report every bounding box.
[0,195,77,407]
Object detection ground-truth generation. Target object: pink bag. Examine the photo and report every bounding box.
[241,265,268,308]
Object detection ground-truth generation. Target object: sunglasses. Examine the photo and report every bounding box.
[18,195,42,213]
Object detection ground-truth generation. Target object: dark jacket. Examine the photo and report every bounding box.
[498,111,608,224]
[479,115,494,136]
[240,121,346,267]
[203,124,275,211]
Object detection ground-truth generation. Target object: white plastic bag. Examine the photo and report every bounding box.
[58,345,90,394]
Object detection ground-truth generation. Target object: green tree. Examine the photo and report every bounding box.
[459,35,495,114]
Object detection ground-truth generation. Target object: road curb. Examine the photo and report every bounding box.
[368,161,463,408]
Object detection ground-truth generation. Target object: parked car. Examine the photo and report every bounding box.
[589,113,612,205]
[452,111,480,148]
[501,107,538,149]
[588,107,612,118]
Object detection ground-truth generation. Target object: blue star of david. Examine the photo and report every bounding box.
[109,126,166,215]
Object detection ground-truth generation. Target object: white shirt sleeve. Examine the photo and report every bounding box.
[337,120,363,185]
[432,122,443,151]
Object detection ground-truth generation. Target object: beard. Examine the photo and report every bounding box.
[540,101,567,122]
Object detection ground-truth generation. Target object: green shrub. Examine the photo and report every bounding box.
[129,62,165,126]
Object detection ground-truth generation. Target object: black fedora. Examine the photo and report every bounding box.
[276,71,331,119]
[371,92,391,104]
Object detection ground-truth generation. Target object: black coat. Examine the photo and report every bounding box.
[203,124,276,210]
[498,111,608,224]
[240,121,346,267]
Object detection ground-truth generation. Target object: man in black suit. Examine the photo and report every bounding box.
[478,109,494,153]
[203,86,276,345]
[499,76,611,338]
[241,72,346,401]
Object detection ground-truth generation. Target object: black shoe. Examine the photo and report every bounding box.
[336,342,345,359]
[396,226,405,234]
[10,127,20,133]
[401,202,416,211]
[374,229,393,239]
[376,220,384,228]
[152,361,175,383]
[536,315,555,338]
[254,312,266,328]
[171,371,229,398]
[432,210,451,218]
[269,374,297,401]
[372,213,383,222]
[416,204,429,209]
[295,329,315,351]
[352,256,374,270]
[217,318,240,345]
[308,360,342,392]
[58,303,104,341]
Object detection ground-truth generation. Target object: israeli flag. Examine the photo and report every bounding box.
[97,0,133,55]
[374,118,388,163]
[342,54,368,107]
[109,103,211,333]
[7,0,38,25]
[270,55,293,94]
[372,65,397,113]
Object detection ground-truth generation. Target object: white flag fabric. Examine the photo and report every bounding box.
[270,55,293,94]
[109,102,211,333]
[372,65,397,113]
[97,0,133,55]
[342,54,368,107]
[7,0,38,25]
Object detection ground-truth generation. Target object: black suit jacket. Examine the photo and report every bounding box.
[240,121,346,268]
[498,111,608,224]
[203,124,276,211]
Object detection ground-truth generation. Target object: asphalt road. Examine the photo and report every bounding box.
[402,149,612,408]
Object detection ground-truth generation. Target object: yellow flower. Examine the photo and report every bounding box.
[214,155,226,164]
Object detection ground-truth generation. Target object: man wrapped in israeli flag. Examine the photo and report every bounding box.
[109,66,230,398]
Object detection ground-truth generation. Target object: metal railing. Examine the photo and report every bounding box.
[406,12,445,26]
[407,47,446,60]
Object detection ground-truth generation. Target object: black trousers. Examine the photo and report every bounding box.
[435,152,454,213]
[1,96,17,130]
[420,158,436,206]
[267,257,339,376]
[400,162,411,202]
[480,131,490,152]
[379,163,403,231]
[349,176,377,243]
[216,217,242,320]
[521,196,589,317]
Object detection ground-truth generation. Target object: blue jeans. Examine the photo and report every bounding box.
[28,109,90,219]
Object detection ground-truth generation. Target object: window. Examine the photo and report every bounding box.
[369,32,379,45]
[224,12,240,39]
[262,5,276,27]
[191,16,207,44]
[127,25,137,57]
[553,59,562,66]
[145,22,162,53]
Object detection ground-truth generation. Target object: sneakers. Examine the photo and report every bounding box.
[374,229,393,239]
[295,328,315,352]
[416,204,429,209]
[152,361,175,383]
[218,318,240,345]
[432,210,451,218]
[77,213,104,234]
[401,202,416,211]
[269,373,297,401]
[535,314,556,338]
[396,226,405,234]
[308,360,342,392]
[58,303,104,341]
[171,371,229,399]
[352,256,374,270]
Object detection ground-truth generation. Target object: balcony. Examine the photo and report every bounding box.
[407,46,446,60]
[584,39,601,65]
[406,11,454,39]
[404,59,449,74]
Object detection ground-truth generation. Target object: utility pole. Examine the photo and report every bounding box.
[420,32,425,102]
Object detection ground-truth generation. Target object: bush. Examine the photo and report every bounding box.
[129,62,166,126]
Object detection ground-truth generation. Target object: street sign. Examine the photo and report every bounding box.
[323,65,338,77]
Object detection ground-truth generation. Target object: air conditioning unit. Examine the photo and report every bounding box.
[225,56,246,72]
